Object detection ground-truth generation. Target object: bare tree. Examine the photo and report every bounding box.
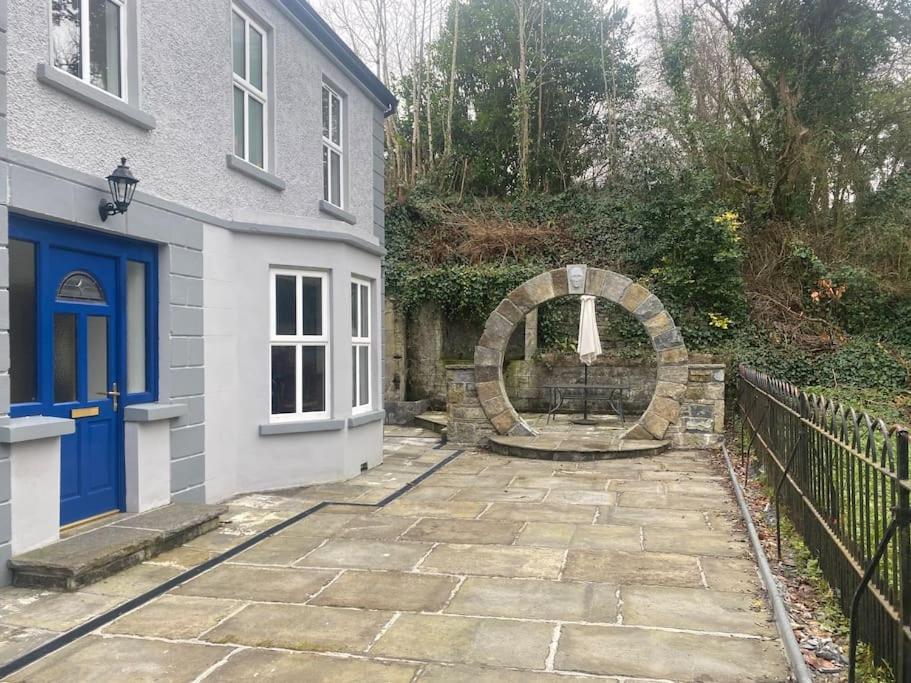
[444,0,461,159]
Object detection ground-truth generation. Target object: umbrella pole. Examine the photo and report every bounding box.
[583,365,589,421]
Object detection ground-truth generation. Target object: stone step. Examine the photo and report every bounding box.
[414,411,447,434]
[9,503,226,591]
[487,434,670,461]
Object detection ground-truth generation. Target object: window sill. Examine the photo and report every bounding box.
[259,418,345,436]
[318,200,357,225]
[36,63,156,130]
[226,154,286,191]
[348,409,384,428]
[124,402,188,423]
[0,416,75,444]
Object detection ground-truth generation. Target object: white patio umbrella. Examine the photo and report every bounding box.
[575,295,602,423]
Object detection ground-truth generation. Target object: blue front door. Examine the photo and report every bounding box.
[10,216,158,526]
[47,248,121,524]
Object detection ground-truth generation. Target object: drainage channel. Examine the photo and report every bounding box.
[0,446,464,679]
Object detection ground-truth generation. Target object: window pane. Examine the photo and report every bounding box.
[88,0,121,96]
[52,0,81,79]
[358,345,369,406]
[322,87,330,138]
[351,283,358,337]
[351,346,357,408]
[10,240,37,404]
[126,261,146,394]
[54,313,77,403]
[270,346,296,414]
[58,271,104,302]
[232,12,245,78]
[233,87,245,158]
[87,316,108,400]
[301,277,322,336]
[248,96,264,168]
[330,150,341,206]
[360,284,369,338]
[322,146,329,201]
[331,94,341,145]
[249,27,263,90]
[301,346,326,413]
[275,275,296,336]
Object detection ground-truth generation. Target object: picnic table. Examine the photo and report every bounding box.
[543,383,629,423]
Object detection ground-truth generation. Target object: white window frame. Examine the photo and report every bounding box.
[322,84,344,208]
[232,5,269,169]
[50,0,127,100]
[351,278,372,414]
[269,269,330,422]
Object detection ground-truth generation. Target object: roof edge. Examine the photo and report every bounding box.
[278,0,398,115]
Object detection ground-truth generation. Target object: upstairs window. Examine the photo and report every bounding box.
[322,85,343,207]
[232,6,267,169]
[51,0,125,98]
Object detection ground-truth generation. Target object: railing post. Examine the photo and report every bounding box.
[897,430,910,683]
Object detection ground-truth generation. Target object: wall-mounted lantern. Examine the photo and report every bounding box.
[99,157,139,221]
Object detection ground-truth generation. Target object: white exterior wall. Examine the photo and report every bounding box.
[7,0,380,235]
[204,225,383,500]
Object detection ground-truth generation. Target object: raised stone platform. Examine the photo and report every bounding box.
[488,432,669,461]
[9,503,226,591]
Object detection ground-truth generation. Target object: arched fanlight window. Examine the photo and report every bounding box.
[57,271,105,302]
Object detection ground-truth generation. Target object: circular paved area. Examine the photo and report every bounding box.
[0,434,789,682]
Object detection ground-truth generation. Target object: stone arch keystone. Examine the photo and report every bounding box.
[474,265,689,441]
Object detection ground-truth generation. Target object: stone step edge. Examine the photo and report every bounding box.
[414,414,447,434]
[486,438,670,462]
[9,509,224,592]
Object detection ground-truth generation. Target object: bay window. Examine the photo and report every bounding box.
[351,279,371,412]
[51,0,125,98]
[232,6,268,169]
[270,270,329,420]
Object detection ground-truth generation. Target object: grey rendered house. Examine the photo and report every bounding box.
[0,0,394,582]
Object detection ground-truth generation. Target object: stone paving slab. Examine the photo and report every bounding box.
[310,570,459,611]
[555,624,790,682]
[208,649,420,682]
[299,539,432,571]
[9,634,232,682]
[174,565,337,603]
[417,663,615,682]
[562,549,704,587]
[103,594,241,639]
[202,603,393,653]
[371,613,554,669]
[620,584,776,636]
[419,543,565,579]
[403,518,523,545]
[445,576,618,622]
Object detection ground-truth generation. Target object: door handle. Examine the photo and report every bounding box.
[96,382,120,411]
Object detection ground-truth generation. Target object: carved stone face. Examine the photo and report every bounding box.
[568,266,585,292]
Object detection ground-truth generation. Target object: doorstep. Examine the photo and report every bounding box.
[8,503,227,592]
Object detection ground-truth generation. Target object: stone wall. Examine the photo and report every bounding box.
[503,354,656,415]
[383,297,407,403]
[446,365,494,445]
[667,364,726,449]
[405,303,446,408]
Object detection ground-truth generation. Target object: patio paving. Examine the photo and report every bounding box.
[0,428,790,682]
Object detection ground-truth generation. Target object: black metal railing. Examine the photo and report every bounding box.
[738,365,910,681]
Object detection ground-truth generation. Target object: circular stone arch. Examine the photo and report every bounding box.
[474,265,689,441]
